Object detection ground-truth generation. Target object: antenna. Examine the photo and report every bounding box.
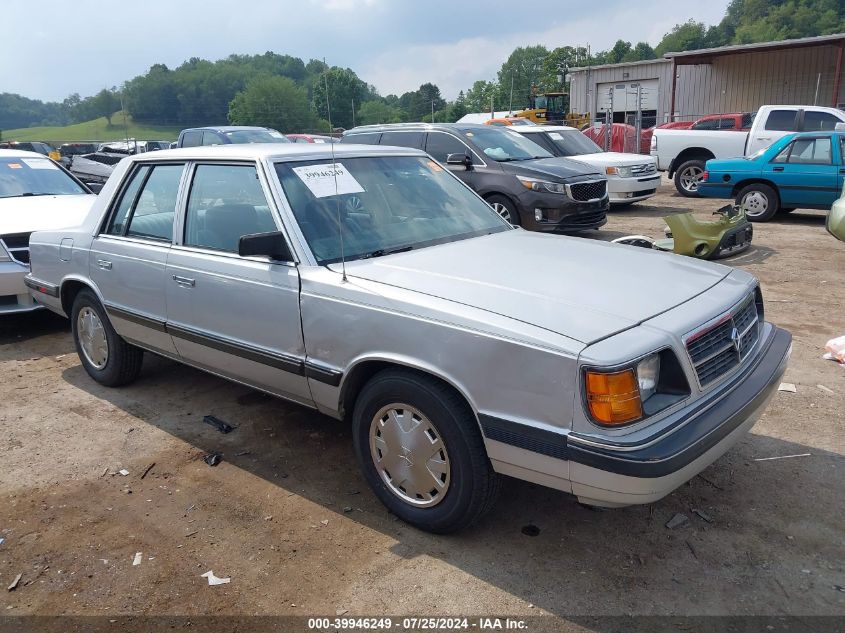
[323,65,347,282]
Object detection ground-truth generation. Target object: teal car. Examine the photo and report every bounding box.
[699,131,845,221]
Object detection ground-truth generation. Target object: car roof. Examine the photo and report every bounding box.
[0,149,51,158]
[128,143,427,162]
[515,125,578,133]
[183,126,273,133]
[345,122,496,134]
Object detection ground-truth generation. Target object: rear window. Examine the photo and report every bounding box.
[380,131,424,149]
[764,110,798,131]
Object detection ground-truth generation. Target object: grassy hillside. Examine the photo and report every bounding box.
[1,112,182,142]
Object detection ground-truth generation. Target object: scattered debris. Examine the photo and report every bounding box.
[697,474,724,491]
[7,573,22,591]
[235,451,251,456]
[665,513,689,530]
[118,469,130,476]
[801,569,811,574]
[521,524,540,537]
[834,585,845,593]
[203,415,235,434]
[264,516,273,521]
[685,540,698,559]
[320,519,329,526]
[201,570,230,586]
[754,453,812,462]
[347,490,360,496]
[692,508,713,523]
[0,538,5,546]
[185,531,198,538]
[777,383,797,393]
[336,609,348,616]
[140,463,156,479]
[343,506,353,513]
[203,453,223,467]
[823,335,845,364]
[100,467,109,477]
[132,552,142,566]
[817,384,835,395]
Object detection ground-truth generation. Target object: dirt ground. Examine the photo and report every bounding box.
[1,177,843,629]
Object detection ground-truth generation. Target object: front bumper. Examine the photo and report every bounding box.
[0,262,44,314]
[608,175,661,204]
[515,189,608,232]
[567,325,791,506]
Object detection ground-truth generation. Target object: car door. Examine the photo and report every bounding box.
[89,162,186,354]
[747,108,799,155]
[165,161,311,405]
[764,135,838,207]
[423,131,488,190]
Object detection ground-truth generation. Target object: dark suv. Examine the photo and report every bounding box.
[341,123,608,232]
[176,126,290,148]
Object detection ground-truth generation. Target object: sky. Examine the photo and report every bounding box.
[2,0,731,103]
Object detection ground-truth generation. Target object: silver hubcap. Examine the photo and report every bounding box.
[741,191,769,217]
[77,307,108,369]
[369,404,451,508]
[491,202,512,222]
[680,166,703,192]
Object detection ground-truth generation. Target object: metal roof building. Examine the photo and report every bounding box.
[568,33,845,125]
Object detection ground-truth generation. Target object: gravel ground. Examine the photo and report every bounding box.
[1,178,843,629]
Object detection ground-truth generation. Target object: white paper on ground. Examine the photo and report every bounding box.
[201,570,231,586]
[132,552,142,566]
[292,163,364,199]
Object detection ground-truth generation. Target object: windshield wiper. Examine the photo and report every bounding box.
[360,245,414,259]
[19,192,51,197]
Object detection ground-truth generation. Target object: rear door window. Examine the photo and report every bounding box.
[180,131,202,147]
[379,131,424,149]
[803,111,842,132]
[764,110,798,131]
[115,164,185,241]
[202,131,224,146]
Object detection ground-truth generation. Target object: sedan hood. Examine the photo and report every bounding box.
[574,152,656,167]
[0,194,97,235]
[341,230,730,344]
[501,157,602,181]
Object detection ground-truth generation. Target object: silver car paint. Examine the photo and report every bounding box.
[25,143,779,507]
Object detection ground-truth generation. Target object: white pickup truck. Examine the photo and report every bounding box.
[651,105,845,196]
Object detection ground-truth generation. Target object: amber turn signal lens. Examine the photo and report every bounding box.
[585,369,643,425]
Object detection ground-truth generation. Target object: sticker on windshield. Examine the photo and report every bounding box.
[21,158,58,170]
[548,132,563,140]
[426,160,443,172]
[292,162,365,198]
[7,163,22,169]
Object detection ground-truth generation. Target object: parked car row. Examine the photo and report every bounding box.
[20,142,791,533]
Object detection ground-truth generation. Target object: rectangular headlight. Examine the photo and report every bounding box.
[636,354,660,401]
[516,175,567,194]
[585,368,643,425]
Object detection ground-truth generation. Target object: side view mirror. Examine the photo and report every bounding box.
[446,153,473,170]
[238,231,294,262]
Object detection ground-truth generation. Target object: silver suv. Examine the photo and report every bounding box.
[26,143,790,533]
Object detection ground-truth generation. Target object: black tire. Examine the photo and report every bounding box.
[352,368,500,533]
[673,159,707,197]
[736,183,779,222]
[486,194,521,226]
[71,289,143,387]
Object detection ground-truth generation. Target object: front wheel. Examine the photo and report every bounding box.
[673,159,707,197]
[486,194,521,226]
[71,289,144,387]
[737,183,779,221]
[352,369,500,533]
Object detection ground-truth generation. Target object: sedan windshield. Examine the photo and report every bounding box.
[276,156,511,264]
[462,127,552,161]
[538,129,602,156]
[0,157,87,198]
[225,129,290,144]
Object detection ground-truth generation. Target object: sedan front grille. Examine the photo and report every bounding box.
[567,180,607,202]
[0,233,31,265]
[630,163,657,177]
[685,295,760,387]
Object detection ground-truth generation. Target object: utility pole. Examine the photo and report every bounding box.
[351,97,355,128]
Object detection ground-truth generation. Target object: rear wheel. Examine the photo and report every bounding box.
[674,159,707,197]
[486,194,520,226]
[71,289,143,387]
[352,369,500,533]
[737,183,779,222]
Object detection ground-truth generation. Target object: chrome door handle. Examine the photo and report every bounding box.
[172,275,195,287]
[97,259,112,270]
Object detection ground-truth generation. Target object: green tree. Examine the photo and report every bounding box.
[228,76,316,133]
[312,67,370,129]
[655,20,714,55]
[623,42,657,62]
[540,46,589,91]
[88,89,121,125]
[496,45,550,109]
[357,100,405,125]
[463,80,501,113]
